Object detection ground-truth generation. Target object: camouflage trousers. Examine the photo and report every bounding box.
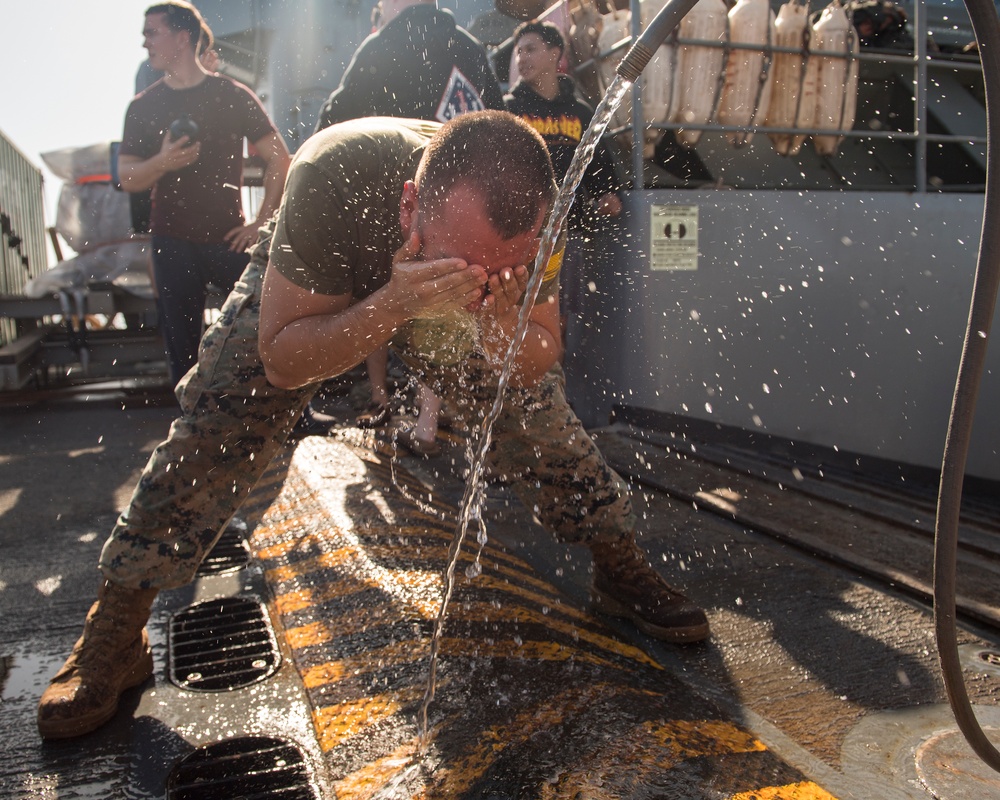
[100,250,635,590]
[405,352,636,548]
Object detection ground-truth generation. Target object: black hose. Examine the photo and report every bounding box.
[934,0,1000,773]
[615,0,700,81]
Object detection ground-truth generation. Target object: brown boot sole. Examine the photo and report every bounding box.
[592,590,710,644]
[37,648,154,740]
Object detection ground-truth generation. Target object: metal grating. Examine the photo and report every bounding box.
[168,596,281,691]
[196,522,251,576]
[166,736,319,799]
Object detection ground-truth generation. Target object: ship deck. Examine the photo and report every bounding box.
[3,378,1000,799]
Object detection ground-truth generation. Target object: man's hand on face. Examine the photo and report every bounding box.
[388,229,488,319]
[476,265,530,318]
[472,235,538,318]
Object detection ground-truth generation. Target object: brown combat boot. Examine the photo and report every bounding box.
[590,538,710,643]
[37,580,158,739]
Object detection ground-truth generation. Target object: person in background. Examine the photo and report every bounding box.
[135,38,219,95]
[36,111,709,742]
[847,0,913,50]
[504,20,622,342]
[129,42,218,237]
[315,0,507,455]
[117,1,290,390]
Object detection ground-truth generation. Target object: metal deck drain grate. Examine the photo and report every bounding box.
[169,596,281,691]
[196,521,251,576]
[166,736,319,799]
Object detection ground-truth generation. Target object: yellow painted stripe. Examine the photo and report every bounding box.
[264,546,360,583]
[285,600,654,682]
[265,540,658,669]
[257,533,584,639]
[643,718,767,758]
[253,520,327,558]
[271,571,380,615]
[313,687,424,752]
[457,600,661,669]
[272,575,440,619]
[332,741,424,799]
[264,540,595,631]
[533,716,772,798]
[729,782,839,800]
[424,682,613,794]
[474,572,607,625]
[543,245,564,282]
[299,636,622,690]
[273,586,318,616]
[283,620,327,650]
[360,533,543,579]
[284,602,400,648]
[301,640,428,687]
[448,694,768,795]
[357,542,578,614]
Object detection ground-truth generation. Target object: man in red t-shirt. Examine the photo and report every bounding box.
[117,1,290,386]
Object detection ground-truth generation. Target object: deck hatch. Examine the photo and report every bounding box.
[168,596,281,691]
[166,736,318,799]
[196,521,251,576]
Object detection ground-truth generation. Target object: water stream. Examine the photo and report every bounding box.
[414,74,635,757]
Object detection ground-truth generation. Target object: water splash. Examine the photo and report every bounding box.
[415,74,635,756]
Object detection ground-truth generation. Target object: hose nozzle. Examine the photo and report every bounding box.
[616,0,702,81]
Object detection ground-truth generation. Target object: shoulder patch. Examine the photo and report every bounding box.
[543,246,564,283]
[435,67,487,122]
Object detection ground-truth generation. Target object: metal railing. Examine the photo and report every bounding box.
[0,128,48,348]
[560,0,988,193]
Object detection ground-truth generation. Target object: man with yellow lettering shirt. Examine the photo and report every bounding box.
[504,20,622,338]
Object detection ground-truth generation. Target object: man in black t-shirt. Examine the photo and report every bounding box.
[118,1,289,386]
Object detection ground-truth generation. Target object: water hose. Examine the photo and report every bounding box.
[615,0,700,81]
[934,0,1000,772]
[618,0,1000,772]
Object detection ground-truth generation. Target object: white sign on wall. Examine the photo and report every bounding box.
[650,204,699,271]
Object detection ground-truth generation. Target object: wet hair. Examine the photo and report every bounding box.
[146,1,214,54]
[513,20,565,56]
[415,110,557,240]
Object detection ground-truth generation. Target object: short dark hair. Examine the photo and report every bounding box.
[146,1,213,54]
[415,111,556,240]
[513,20,565,56]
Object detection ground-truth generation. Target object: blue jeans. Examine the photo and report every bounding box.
[151,235,250,386]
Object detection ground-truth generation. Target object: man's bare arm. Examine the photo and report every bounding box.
[478,279,562,388]
[249,132,291,226]
[259,230,488,389]
[225,132,291,252]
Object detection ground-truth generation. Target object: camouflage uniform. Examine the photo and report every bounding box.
[403,348,635,545]
[100,113,638,590]
[99,236,310,589]
[99,228,635,590]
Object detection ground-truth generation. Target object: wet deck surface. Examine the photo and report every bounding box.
[3,382,1000,798]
